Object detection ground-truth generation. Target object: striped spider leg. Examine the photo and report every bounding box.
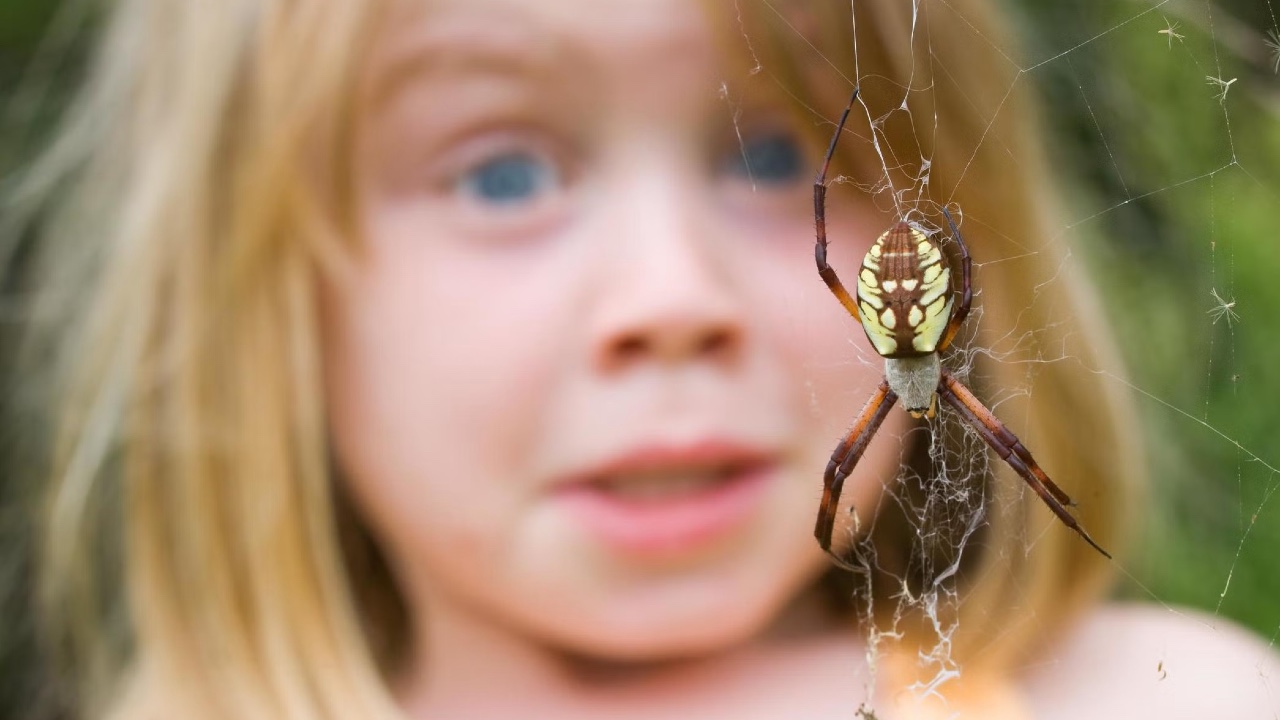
[812,86,1109,559]
[813,380,898,554]
[936,371,1111,558]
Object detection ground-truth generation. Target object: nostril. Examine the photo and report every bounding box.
[698,329,734,356]
[613,335,648,361]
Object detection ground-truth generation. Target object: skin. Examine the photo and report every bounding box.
[320,0,1280,717]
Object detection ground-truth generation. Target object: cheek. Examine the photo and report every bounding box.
[743,214,880,427]
[319,231,580,577]
[322,281,492,571]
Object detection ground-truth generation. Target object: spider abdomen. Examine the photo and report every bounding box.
[855,222,954,358]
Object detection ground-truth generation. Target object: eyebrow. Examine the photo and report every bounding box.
[369,19,571,108]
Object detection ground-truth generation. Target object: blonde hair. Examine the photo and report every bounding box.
[11,0,1139,717]
[19,1,398,717]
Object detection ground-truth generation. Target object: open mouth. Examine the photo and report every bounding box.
[591,462,758,502]
[556,445,777,556]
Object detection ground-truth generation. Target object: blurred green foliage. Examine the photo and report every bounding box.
[2,0,1278,716]
[0,2,89,175]
[1014,0,1280,640]
[3,1,89,716]
[0,2,58,53]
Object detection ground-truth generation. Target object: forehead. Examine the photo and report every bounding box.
[367,0,719,96]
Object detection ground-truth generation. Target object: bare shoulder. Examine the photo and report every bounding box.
[1023,602,1280,719]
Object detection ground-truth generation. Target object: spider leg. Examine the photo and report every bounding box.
[816,379,898,553]
[814,86,863,322]
[936,207,972,352]
[936,370,1111,559]
[938,370,1072,507]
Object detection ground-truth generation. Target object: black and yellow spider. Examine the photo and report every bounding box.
[812,88,1109,560]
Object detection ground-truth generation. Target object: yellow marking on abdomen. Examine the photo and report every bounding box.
[858,279,883,308]
[912,297,953,352]
[880,307,896,329]
[860,312,899,355]
[918,245,942,267]
[919,266,950,306]
[907,305,924,327]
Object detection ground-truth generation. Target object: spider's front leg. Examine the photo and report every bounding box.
[816,380,898,553]
[936,370,1111,559]
[813,87,863,323]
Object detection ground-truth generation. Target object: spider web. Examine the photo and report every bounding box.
[730,0,1280,712]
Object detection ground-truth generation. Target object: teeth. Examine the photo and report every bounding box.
[598,468,734,500]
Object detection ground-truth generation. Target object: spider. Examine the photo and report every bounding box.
[811,88,1110,560]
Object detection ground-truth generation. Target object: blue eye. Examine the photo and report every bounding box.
[728,133,804,184]
[458,153,557,205]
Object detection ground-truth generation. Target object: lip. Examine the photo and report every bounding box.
[553,439,778,556]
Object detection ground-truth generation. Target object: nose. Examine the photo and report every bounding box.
[602,306,739,369]
[590,168,745,373]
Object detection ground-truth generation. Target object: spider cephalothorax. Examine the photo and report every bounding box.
[811,87,1109,559]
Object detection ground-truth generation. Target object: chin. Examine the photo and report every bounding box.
[547,553,825,663]
[568,605,770,663]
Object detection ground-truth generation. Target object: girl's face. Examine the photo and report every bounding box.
[324,0,897,664]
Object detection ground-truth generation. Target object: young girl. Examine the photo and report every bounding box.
[12,0,1277,718]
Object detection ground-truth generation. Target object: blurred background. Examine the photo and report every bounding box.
[2,0,1278,716]
[1014,0,1280,636]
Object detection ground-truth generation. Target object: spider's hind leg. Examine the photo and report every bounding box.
[936,370,1111,559]
[816,380,898,554]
